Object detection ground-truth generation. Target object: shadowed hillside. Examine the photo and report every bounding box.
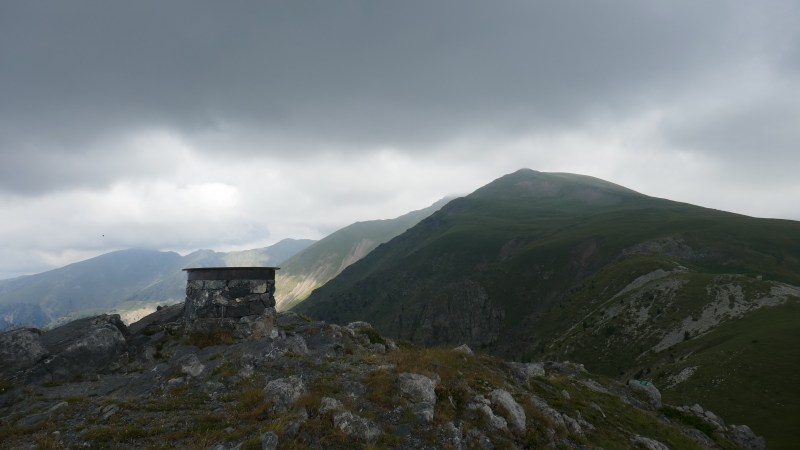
[275,198,450,311]
[296,169,800,447]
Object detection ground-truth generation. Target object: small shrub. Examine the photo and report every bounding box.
[235,386,271,421]
[361,327,386,346]
[33,433,63,450]
[241,435,263,450]
[365,370,395,407]
[0,378,13,394]
[211,356,239,378]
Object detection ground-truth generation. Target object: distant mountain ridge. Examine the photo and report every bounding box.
[0,238,314,329]
[296,168,800,446]
[0,192,451,329]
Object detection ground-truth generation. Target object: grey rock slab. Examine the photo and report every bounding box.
[397,372,437,423]
[631,435,670,450]
[332,410,381,442]
[128,303,184,335]
[452,344,473,355]
[627,379,662,409]
[575,410,594,431]
[489,389,526,432]
[319,396,343,414]
[261,334,308,360]
[40,314,128,355]
[437,421,465,450]
[370,343,386,354]
[208,444,242,450]
[580,379,611,395]
[99,404,119,421]
[589,402,606,418]
[346,321,373,331]
[264,375,305,411]
[39,315,128,381]
[179,354,206,378]
[397,372,437,404]
[466,428,494,450]
[703,409,725,430]
[728,424,766,450]
[0,328,48,376]
[261,431,279,450]
[467,396,508,431]
[683,428,717,448]
[167,377,185,387]
[508,361,545,380]
[17,401,68,427]
[530,395,566,429]
[562,414,584,436]
[545,361,587,377]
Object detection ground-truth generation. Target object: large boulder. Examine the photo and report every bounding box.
[397,372,438,423]
[627,379,662,409]
[264,375,305,411]
[332,410,381,441]
[489,389,526,432]
[0,328,48,377]
[631,435,670,450]
[729,424,766,450]
[466,396,508,431]
[38,315,129,381]
[508,361,545,381]
[128,303,184,335]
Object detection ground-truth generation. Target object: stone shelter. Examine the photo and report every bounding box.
[183,266,278,339]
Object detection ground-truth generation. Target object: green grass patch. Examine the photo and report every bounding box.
[653,300,800,448]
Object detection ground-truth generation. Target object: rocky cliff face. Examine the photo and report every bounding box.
[0,310,764,449]
[391,279,505,348]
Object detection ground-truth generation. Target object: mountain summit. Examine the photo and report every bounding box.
[296,169,800,446]
[469,169,642,204]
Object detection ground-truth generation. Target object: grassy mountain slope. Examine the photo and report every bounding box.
[296,169,800,446]
[275,199,450,311]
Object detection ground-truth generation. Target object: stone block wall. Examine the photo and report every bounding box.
[184,278,276,320]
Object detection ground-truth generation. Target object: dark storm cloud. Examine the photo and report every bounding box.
[3,0,800,278]
[2,1,791,193]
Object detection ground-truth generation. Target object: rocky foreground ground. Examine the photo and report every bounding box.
[0,306,765,449]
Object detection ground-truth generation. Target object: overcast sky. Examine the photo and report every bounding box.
[1,1,799,279]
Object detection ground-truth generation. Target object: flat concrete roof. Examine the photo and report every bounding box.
[183,267,279,281]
